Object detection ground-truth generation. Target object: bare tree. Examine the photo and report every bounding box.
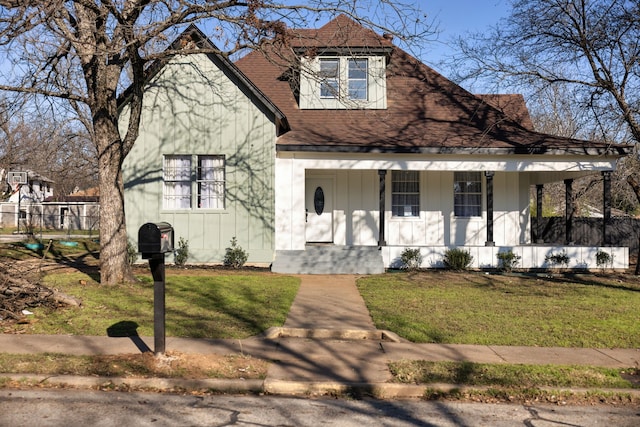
[450,0,639,148]
[0,1,432,284]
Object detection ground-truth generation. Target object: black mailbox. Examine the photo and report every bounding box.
[138,222,174,259]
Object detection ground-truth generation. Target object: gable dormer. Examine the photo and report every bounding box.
[298,50,387,110]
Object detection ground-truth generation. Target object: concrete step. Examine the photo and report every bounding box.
[272,246,384,274]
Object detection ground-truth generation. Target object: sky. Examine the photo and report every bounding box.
[419,0,511,70]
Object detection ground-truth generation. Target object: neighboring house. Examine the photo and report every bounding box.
[43,187,100,231]
[122,16,631,272]
[0,170,55,230]
[4,170,54,204]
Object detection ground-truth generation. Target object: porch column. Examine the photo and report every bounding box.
[536,184,544,243]
[602,171,611,246]
[485,171,495,246]
[378,170,387,246]
[564,178,574,245]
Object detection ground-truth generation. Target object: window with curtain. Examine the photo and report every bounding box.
[163,155,226,210]
[197,155,225,209]
[348,58,368,100]
[392,171,420,217]
[454,171,482,217]
[163,155,192,209]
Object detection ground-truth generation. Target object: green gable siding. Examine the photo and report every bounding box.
[123,53,277,264]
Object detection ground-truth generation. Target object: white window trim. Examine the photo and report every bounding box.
[163,154,226,211]
[391,170,420,218]
[299,55,387,110]
[453,171,483,217]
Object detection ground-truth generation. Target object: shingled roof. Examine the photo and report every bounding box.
[236,15,629,156]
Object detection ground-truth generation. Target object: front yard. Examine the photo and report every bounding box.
[357,271,640,348]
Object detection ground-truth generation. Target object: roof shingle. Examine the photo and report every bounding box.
[236,15,629,156]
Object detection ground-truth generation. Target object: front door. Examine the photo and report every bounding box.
[305,177,333,243]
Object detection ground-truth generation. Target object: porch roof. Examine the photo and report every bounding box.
[236,15,631,158]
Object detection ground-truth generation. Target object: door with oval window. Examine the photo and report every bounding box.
[305,177,334,243]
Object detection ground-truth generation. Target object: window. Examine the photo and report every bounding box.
[454,172,482,217]
[164,155,225,210]
[197,155,225,209]
[392,171,419,217]
[318,57,368,100]
[319,58,340,98]
[348,58,368,100]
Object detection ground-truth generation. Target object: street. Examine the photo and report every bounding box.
[0,389,638,426]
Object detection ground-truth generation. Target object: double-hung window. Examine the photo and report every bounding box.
[392,171,420,217]
[164,155,192,209]
[197,155,225,209]
[318,57,368,100]
[348,58,368,100]
[163,155,225,210]
[319,58,340,98]
[454,172,482,217]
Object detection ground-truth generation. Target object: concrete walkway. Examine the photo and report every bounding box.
[1,275,639,397]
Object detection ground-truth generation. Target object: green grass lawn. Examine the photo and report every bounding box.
[26,271,300,339]
[357,271,640,348]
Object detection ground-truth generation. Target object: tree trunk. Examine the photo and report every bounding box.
[96,120,135,285]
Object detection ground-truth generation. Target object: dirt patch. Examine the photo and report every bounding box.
[98,351,268,379]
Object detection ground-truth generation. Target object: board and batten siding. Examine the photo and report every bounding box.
[122,53,277,264]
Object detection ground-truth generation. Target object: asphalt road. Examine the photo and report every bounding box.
[0,389,638,426]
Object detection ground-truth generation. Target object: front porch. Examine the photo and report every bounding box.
[271,243,628,274]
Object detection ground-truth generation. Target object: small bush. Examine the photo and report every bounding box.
[443,248,473,271]
[595,250,614,271]
[545,250,570,269]
[174,237,189,267]
[223,237,248,269]
[496,250,520,272]
[127,240,138,265]
[400,248,423,271]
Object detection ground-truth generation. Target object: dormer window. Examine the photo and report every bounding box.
[348,58,368,100]
[300,55,386,109]
[320,58,340,98]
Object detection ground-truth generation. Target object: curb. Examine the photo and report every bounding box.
[3,374,640,400]
[0,374,263,393]
[261,327,406,342]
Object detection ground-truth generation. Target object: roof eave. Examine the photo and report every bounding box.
[276,144,632,157]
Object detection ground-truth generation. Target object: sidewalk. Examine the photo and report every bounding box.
[1,275,639,397]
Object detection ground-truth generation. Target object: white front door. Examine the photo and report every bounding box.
[305,178,334,243]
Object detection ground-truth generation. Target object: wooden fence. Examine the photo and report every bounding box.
[532,217,640,252]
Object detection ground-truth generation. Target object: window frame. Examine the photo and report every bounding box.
[453,171,483,217]
[163,154,226,211]
[347,58,368,100]
[196,155,225,209]
[319,58,340,99]
[391,170,420,218]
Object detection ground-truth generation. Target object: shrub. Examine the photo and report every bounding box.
[595,250,614,271]
[127,240,138,265]
[443,248,473,271]
[223,237,248,269]
[174,237,189,267]
[496,250,520,272]
[545,250,570,269]
[400,248,423,271]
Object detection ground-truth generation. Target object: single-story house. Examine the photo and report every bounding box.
[122,16,631,273]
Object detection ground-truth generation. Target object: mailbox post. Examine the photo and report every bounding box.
[138,222,174,355]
